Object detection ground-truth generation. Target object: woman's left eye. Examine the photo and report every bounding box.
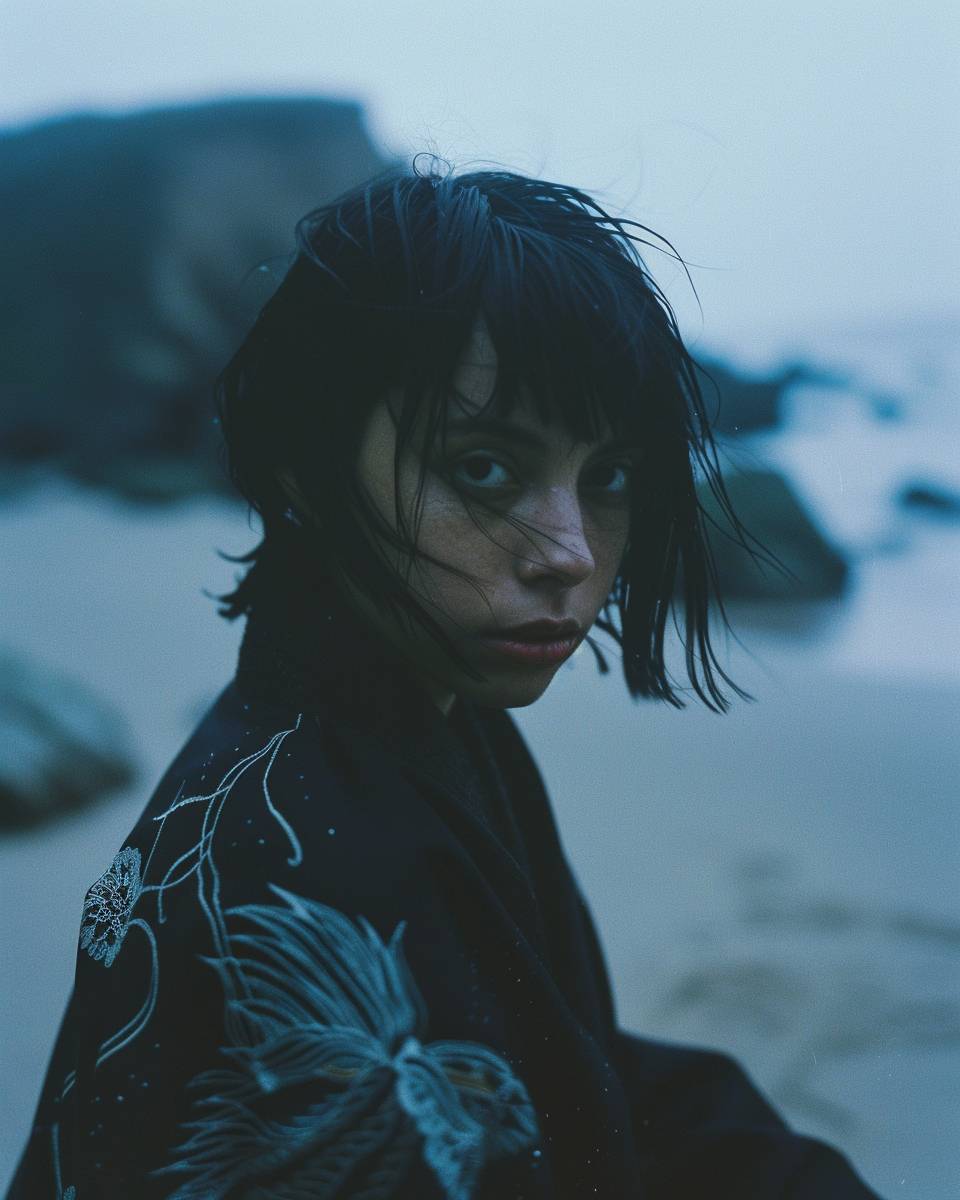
[585,462,631,497]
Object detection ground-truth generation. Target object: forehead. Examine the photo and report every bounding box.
[448,317,497,413]
[445,316,619,447]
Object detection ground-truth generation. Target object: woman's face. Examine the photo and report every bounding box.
[292,320,632,714]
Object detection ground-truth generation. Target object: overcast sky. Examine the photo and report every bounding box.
[2,1,957,362]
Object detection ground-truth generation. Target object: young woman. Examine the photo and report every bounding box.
[7,164,881,1198]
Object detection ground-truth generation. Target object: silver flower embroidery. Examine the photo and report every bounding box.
[79,846,143,968]
[158,885,539,1200]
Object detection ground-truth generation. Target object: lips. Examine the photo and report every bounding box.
[478,634,580,668]
[491,619,582,642]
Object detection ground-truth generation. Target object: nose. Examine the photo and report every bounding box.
[513,486,595,586]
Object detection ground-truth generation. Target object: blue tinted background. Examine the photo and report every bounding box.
[1,5,957,1196]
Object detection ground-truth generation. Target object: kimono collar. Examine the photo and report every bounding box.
[233,572,482,795]
[233,563,543,935]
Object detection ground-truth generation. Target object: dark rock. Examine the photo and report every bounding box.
[697,360,845,435]
[0,649,138,831]
[898,481,960,519]
[699,468,849,600]
[0,96,395,503]
[870,394,904,422]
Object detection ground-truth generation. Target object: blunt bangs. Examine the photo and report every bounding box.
[211,159,762,712]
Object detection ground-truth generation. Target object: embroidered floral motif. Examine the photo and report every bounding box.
[79,846,143,968]
[157,885,539,1200]
[57,719,305,1111]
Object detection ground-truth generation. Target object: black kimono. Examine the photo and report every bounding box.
[7,578,881,1199]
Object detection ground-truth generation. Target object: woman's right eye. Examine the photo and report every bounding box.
[450,454,515,489]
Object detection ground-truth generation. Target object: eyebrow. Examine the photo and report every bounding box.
[442,416,628,455]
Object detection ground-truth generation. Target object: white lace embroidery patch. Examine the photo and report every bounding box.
[79,846,143,968]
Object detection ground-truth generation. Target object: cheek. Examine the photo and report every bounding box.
[589,513,630,567]
[413,490,503,575]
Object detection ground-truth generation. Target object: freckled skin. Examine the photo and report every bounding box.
[282,320,629,716]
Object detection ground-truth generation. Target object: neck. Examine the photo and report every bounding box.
[329,571,459,718]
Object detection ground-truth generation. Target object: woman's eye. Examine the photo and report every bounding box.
[446,454,631,498]
[585,462,631,497]
[451,455,514,489]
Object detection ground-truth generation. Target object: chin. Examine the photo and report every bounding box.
[461,668,558,710]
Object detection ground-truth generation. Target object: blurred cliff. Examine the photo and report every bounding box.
[0,96,394,502]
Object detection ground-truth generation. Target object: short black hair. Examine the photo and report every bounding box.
[212,158,760,711]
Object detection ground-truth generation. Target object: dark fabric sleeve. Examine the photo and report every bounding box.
[613,1030,883,1198]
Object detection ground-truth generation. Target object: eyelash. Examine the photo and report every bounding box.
[447,453,632,500]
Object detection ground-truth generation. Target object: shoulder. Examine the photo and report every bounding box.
[100,683,459,960]
[53,685,543,1199]
[73,683,539,1068]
